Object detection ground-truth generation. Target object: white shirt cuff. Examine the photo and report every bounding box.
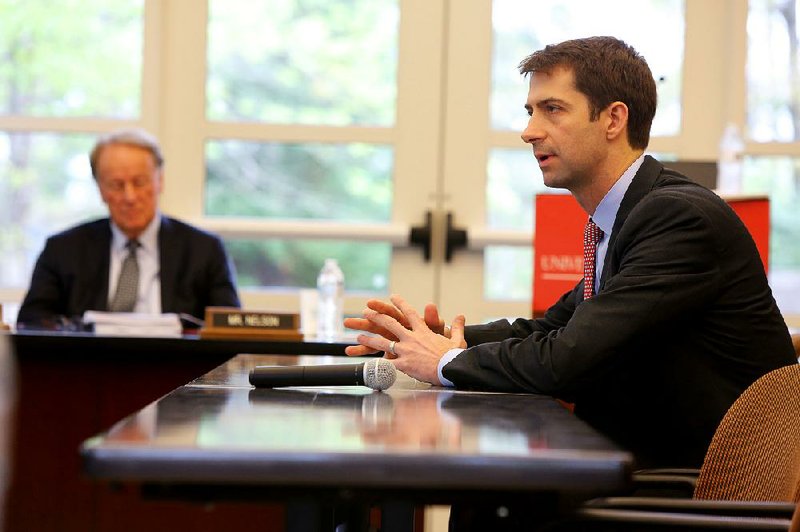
[437,347,465,387]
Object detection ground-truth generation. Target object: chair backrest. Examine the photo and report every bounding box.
[693,363,800,502]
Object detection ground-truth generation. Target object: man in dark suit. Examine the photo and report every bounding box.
[18,128,240,325]
[344,36,797,472]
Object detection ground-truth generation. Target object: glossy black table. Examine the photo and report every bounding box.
[82,354,634,531]
[4,331,350,532]
[12,329,349,358]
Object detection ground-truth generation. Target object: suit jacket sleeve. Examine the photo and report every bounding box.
[204,235,241,308]
[17,237,68,322]
[464,286,578,346]
[18,220,113,324]
[445,190,725,396]
[158,217,241,320]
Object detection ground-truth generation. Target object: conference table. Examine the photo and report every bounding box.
[4,331,350,532]
[81,354,634,531]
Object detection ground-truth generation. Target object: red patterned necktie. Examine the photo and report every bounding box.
[583,219,604,300]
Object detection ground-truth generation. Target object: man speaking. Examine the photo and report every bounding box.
[344,37,796,470]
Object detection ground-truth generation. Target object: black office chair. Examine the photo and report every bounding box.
[565,499,797,531]
[541,363,800,531]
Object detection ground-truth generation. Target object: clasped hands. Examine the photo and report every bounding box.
[344,294,466,386]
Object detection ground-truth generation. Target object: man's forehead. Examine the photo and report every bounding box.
[526,67,579,101]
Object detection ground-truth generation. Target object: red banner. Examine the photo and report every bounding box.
[532,194,769,316]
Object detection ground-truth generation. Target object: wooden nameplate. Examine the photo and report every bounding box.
[199,307,303,341]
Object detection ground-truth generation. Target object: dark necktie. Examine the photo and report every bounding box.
[110,240,140,312]
[582,219,604,300]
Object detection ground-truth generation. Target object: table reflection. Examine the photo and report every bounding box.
[103,379,608,458]
[246,388,463,450]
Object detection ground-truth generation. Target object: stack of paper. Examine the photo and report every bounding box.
[83,311,182,337]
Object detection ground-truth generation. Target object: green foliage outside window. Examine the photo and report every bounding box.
[205,0,399,291]
[206,140,394,291]
[0,1,141,286]
[207,0,398,126]
[225,238,390,292]
[0,0,141,117]
[205,141,392,221]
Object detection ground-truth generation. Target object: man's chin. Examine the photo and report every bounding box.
[542,177,568,190]
[115,219,148,238]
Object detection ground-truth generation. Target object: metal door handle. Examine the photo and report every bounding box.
[409,211,433,262]
[445,212,467,262]
[409,211,467,262]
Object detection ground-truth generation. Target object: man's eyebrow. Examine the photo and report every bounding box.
[524,97,569,112]
[536,97,568,108]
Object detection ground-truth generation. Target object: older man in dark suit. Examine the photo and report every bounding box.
[18,128,240,324]
[343,37,797,472]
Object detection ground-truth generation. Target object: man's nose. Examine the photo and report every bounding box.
[521,115,543,144]
[122,182,138,200]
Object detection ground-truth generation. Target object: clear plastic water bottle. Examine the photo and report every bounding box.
[716,123,744,194]
[316,258,344,340]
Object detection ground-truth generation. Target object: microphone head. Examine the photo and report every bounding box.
[362,358,396,391]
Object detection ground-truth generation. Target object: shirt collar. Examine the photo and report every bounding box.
[591,154,645,235]
[110,213,161,254]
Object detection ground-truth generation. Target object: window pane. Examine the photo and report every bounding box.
[742,156,800,313]
[491,0,684,136]
[485,246,531,300]
[746,0,800,142]
[206,140,393,221]
[226,238,390,292]
[487,148,551,231]
[0,1,142,118]
[0,132,106,286]
[207,0,399,126]
[485,148,551,301]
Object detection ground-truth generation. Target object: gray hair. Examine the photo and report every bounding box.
[89,128,164,179]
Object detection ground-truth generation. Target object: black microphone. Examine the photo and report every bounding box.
[249,358,396,391]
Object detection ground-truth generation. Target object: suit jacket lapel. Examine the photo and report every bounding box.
[158,217,177,313]
[89,220,113,311]
[598,155,664,289]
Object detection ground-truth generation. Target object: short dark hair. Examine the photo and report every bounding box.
[89,128,164,179]
[518,36,656,150]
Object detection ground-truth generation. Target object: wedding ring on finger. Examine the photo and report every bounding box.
[388,340,397,356]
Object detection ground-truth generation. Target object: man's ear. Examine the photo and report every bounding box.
[606,101,629,142]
